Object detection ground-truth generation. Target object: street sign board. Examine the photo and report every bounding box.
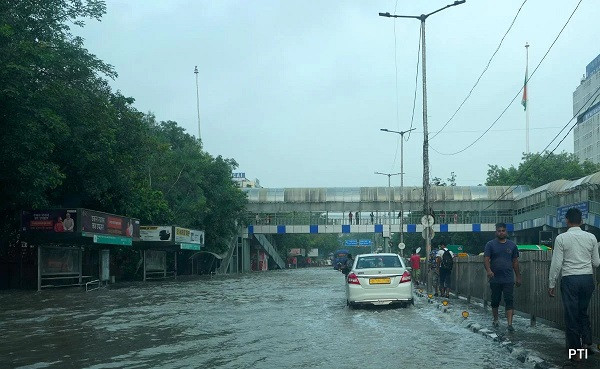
[421,215,434,227]
[422,228,435,240]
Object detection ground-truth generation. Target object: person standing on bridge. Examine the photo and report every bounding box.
[484,222,521,332]
[348,211,353,225]
[548,207,600,358]
[355,211,360,225]
[370,212,374,224]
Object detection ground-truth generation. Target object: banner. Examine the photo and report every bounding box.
[174,227,204,246]
[140,226,173,242]
[81,209,140,238]
[21,209,78,233]
[557,202,588,225]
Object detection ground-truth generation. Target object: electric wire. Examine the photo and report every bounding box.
[482,84,600,210]
[430,0,529,141]
[432,0,584,156]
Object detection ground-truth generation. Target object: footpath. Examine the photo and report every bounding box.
[414,288,600,369]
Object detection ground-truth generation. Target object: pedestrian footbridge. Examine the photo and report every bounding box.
[221,172,600,273]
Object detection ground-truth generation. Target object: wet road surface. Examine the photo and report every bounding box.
[0,267,582,368]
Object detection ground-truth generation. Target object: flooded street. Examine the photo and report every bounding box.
[0,268,562,368]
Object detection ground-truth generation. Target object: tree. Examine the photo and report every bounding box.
[0,0,248,273]
[431,177,447,186]
[447,172,457,186]
[486,151,600,188]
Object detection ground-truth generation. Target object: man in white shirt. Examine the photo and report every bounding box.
[548,208,600,359]
[63,212,74,232]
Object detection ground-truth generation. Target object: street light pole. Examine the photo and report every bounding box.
[380,128,416,245]
[194,66,202,142]
[375,171,401,253]
[379,0,465,291]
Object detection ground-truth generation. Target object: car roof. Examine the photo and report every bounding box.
[357,253,400,258]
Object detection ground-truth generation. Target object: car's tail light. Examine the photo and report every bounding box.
[347,272,360,285]
[400,270,411,283]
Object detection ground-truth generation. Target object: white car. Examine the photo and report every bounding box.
[345,253,413,308]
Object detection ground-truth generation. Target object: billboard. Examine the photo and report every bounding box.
[140,226,173,242]
[557,202,588,225]
[21,209,78,233]
[307,248,319,257]
[174,227,204,246]
[81,209,140,238]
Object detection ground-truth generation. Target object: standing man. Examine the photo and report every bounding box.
[370,212,374,224]
[348,211,353,225]
[484,223,522,332]
[355,211,360,225]
[63,212,74,232]
[436,242,454,298]
[548,208,600,359]
[410,249,421,287]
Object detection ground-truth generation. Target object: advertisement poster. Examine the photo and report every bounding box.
[140,226,173,242]
[174,227,204,246]
[81,209,140,238]
[21,209,78,233]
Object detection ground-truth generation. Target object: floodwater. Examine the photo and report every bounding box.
[0,267,574,368]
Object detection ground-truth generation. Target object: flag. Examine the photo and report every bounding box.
[521,67,528,110]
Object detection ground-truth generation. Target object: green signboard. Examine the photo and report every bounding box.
[180,242,201,250]
[83,232,132,246]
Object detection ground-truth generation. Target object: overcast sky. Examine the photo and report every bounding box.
[76,0,600,188]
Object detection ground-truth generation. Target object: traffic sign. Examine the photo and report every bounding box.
[421,215,434,227]
[398,242,406,250]
[422,228,435,240]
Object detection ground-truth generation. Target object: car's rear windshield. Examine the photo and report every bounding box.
[356,255,403,269]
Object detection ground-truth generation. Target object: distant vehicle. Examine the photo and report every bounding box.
[332,249,349,270]
[345,253,413,308]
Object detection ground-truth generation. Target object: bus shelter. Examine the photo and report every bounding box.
[21,209,140,291]
[137,226,205,281]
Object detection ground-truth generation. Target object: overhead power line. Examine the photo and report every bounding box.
[483,84,600,210]
[390,22,421,172]
[430,0,529,141]
[432,0,584,156]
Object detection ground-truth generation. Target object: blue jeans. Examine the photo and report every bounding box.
[560,274,595,350]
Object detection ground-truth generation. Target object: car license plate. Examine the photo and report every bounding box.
[369,278,391,285]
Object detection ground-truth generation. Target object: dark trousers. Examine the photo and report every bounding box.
[560,274,595,350]
[490,282,514,310]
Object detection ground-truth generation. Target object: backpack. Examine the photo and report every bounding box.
[440,249,453,270]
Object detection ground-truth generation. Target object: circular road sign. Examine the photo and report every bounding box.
[398,242,406,250]
[422,228,435,240]
[421,215,434,227]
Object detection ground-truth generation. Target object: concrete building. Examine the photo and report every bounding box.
[573,53,600,163]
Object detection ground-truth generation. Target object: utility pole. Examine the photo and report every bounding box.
[380,127,416,245]
[379,0,466,292]
[524,42,530,154]
[194,66,202,142]
[375,171,401,252]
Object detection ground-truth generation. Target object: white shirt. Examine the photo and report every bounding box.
[548,226,600,288]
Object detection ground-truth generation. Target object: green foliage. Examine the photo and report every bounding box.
[486,151,600,188]
[0,0,247,259]
[272,234,340,257]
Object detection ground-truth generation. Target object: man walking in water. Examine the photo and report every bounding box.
[548,208,600,361]
[484,222,522,332]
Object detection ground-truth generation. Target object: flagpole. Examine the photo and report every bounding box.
[525,42,530,154]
